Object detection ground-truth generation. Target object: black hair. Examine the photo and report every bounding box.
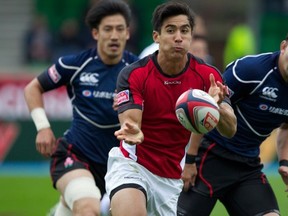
[152,1,195,33]
[85,0,131,29]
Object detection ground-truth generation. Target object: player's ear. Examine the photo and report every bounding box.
[153,31,160,43]
[91,28,99,40]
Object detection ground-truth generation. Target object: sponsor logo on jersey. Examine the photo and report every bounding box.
[117,90,129,105]
[48,64,61,83]
[259,104,268,111]
[260,87,278,102]
[93,91,115,99]
[164,80,181,85]
[82,90,92,97]
[269,106,288,116]
[82,90,115,99]
[80,72,99,86]
[259,104,288,116]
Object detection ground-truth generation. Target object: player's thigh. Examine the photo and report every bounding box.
[177,188,217,216]
[221,181,279,216]
[111,187,147,216]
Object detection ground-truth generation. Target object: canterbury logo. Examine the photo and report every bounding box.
[80,72,99,84]
[262,87,278,99]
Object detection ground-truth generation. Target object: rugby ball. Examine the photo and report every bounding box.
[175,89,220,134]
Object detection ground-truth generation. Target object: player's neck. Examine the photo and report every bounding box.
[157,53,188,76]
[98,50,122,65]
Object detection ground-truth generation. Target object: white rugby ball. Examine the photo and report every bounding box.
[175,89,220,134]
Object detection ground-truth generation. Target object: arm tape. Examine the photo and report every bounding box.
[185,154,197,164]
[31,107,50,131]
[279,159,288,167]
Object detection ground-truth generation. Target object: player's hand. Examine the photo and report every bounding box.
[208,74,228,105]
[114,122,144,145]
[35,128,56,157]
[181,163,197,192]
[278,166,288,192]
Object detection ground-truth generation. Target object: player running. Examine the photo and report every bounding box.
[105,2,237,215]
[24,1,138,215]
[177,34,288,216]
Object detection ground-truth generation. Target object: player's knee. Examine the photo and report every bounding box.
[73,198,101,216]
[64,176,101,214]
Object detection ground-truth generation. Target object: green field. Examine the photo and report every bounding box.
[0,175,287,216]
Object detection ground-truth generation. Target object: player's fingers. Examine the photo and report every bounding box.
[183,181,191,192]
[190,175,196,186]
[114,129,124,136]
[115,134,125,141]
[125,137,142,145]
[224,85,229,95]
[125,122,134,130]
[209,74,216,87]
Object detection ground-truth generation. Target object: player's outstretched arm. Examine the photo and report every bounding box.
[208,74,237,138]
[216,102,237,138]
[24,78,56,157]
[115,109,144,145]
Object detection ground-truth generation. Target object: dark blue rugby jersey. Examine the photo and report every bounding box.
[37,48,139,164]
[206,51,288,157]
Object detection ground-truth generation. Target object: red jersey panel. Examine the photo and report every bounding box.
[117,53,223,179]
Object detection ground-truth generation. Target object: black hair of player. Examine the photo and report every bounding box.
[151,1,195,33]
[85,0,131,29]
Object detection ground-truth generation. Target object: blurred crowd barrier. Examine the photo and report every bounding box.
[0,74,71,163]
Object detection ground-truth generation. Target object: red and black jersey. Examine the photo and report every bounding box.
[116,52,223,179]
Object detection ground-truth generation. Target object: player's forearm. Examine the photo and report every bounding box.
[118,109,142,128]
[24,78,45,111]
[24,78,51,131]
[186,133,203,155]
[216,103,237,138]
[277,124,288,161]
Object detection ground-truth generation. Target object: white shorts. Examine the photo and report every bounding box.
[105,147,183,216]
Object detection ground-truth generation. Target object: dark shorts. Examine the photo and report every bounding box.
[50,138,107,197]
[177,138,280,216]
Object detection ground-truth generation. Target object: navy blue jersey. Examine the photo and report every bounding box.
[38,48,139,164]
[206,52,288,157]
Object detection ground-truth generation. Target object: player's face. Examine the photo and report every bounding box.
[153,15,192,59]
[92,14,130,63]
[279,40,288,82]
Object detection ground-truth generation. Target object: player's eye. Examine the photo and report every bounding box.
[116,26,125,32]
[103,27,113,32]
[166,28,175,34]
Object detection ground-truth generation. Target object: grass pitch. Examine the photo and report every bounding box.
[0,175,286,215]
[0,176,58,216]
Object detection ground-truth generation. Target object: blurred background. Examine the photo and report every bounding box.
[0,0,287,215]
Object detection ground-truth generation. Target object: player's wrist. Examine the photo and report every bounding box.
[31,107,51,131]
[279,159,288,167]
[185,153,197,164]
